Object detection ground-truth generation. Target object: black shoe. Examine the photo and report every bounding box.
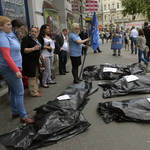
[78,78,83,81]
[60,72,66,75]
[118,54,120,56]
[112,54,116,56]
[64,71,69,73]
[94,51,97,53]
[131,52,133,54]
[98,50,102,53]
[73,80,80,84]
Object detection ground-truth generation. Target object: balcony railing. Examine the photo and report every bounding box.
[114,18,130,23]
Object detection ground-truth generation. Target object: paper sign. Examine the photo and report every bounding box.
[147,98,150,103]
[57,95,70,101]
[50,40,55,49]
[103,67,117,73]
[124,75,139,82]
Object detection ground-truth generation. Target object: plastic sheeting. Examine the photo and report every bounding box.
[82,63,149,80]
[0,80,98,150]
[98,75,150,98]
[97,98,150,124]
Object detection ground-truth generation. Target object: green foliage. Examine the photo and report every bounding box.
[120,0,150,21]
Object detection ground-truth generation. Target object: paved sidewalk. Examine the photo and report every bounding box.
[1,42,150,150]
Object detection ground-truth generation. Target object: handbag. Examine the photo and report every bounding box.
[47,42,52,53]
[141,37,149,52]
[145,46,149,53]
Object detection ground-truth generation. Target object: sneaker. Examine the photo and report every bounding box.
[112,54,116,56]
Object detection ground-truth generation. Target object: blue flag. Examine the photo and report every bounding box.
[90,12,100,51]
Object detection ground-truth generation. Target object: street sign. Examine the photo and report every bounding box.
[72,1,78,13]
[86,1,97,13]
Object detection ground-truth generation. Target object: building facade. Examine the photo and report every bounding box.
[101,0,146,31]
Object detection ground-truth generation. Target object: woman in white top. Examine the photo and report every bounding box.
[133,29,148,66]
[38,24,56,88]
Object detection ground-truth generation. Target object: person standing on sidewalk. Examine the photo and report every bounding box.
[143,22,150,61]
[79,28,88,55]
[111,27,122,56]
[0,16,34,123]
[21,25,43,97]
[69,23,90,84]
[38,24,56,88]
[100,30,105,44]
[105,30,110,43]
[133,29,148,67]
[55,28,69,75]
[130,26,138,54]
[125,29,130,51]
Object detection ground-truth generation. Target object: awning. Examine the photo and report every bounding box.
[67,13,75,18]
[43,1,59,11]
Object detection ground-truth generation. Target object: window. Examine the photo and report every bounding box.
[137,13,140,18]
[113,14,115,20]
[104,5,106,10]
[99,0,100,2]
[117,3,119,9]
[127,15,129,19]
[105,15,106,20]
[117,14,119,19]
[112,3,115,9]
[108,4,110,10]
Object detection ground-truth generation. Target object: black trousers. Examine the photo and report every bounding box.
[58,50,67,74]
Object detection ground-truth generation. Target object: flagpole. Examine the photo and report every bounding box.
[79,47,87,79]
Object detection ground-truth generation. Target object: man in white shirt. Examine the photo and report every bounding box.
[130,26,138,54]
[55,29,69,75]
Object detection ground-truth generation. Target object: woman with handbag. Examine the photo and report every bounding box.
[21,25,44,97]
[38,24,56,88]
[133,29,148,67]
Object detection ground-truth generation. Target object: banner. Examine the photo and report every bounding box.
[90,12,100,51]
[86,1,97,13]
[72,1,78,13]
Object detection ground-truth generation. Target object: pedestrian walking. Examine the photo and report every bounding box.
[143,22,150,61]
[133,29,148,67]
[38,24,56,87]
[69,23,90,84]
[111,27,122,56]
[0,16,34,123]
[125,29,130,51]
[130,26,138,54]
[55,28,69,75]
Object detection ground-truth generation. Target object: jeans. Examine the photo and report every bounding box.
[42,56,54,85]
[58,50,67,74]
[0,65,27,118]
[131,37,137,54]
[138,49,147,63]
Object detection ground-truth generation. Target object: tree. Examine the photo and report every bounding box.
[120,0,150,21]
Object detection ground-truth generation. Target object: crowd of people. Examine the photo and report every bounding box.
[0,16,90,123]
[99,23,150,67]
[0,15,150,124]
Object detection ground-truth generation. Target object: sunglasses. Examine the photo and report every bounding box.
[32,25,39,29]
